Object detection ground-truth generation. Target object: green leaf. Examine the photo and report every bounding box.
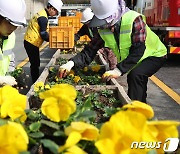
[77,110,96,120]
[29,132,44,138]
[40,119,59,130]
[26,109,40,120]
[82,98,93,112]
[29,122,41,132]
[40,139,59,154]
[29,137,37,144]
[53,130,66,137]
[0,118,8,126]
[104,107,118,117]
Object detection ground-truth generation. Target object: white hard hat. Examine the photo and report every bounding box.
[81,8,94,23]
[0,0,26,26]
[91,0,119,19]
[48,0,63,12]
[90,0,119,27]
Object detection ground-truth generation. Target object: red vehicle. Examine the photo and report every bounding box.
[135,0,180,54]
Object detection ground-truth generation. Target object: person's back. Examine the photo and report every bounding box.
[24,0,63,83]
[24,9,49,48]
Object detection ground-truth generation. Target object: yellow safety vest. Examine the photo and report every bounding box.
[0,32,15,76]
[24,9,49,47]
[99,10,167,65]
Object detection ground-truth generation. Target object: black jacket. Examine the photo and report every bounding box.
[71,21,146,75]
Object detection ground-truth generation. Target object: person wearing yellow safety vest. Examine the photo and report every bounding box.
[74,8,98,42]
[74,8,118,70]
[0,0,26,86]
[24,0,63,83]
[59,0,167,103]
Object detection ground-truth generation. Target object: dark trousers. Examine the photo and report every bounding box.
[24,40,40,83]
[127,56,166,103]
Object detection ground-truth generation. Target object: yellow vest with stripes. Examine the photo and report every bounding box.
[24,9,49,47]
[0,32,15,76]
[99,10,167,64]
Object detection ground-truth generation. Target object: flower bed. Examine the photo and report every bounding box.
[29,84,123,123]
[26,49,124,109]
[0,85,179,154]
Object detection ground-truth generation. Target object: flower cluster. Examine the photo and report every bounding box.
[39,84,77,122]
[0,85,27,122]
[95,101,180,154]
[0,122,29,153]
[0,84,179,154]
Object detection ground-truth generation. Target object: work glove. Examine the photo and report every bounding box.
[59,61,74,78]
[102,68,122,82]
[0,76,17,86]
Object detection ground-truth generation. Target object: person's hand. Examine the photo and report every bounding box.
[0,76,17,86]
[59,61,74,78]
[102,68,122,81]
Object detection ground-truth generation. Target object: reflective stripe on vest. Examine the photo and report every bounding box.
[99,10,167,65]
[0,32,15,75]
[99,29,121,62]
[24,9,49,47]
[3,49,13,56]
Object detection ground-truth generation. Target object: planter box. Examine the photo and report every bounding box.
[26,49,130,108]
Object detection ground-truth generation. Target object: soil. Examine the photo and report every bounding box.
[78,87,122,124]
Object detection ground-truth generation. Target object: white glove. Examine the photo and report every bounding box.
[0,76,17,86]
[102,68,122,78]
[60,61,74,72]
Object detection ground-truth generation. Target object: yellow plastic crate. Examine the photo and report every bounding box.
[58,16,81,33]
[49,26,74,49]
[76,12,82,18]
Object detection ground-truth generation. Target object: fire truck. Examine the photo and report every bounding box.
[133,0,180,55]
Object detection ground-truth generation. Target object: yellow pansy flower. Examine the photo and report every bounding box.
[0,85,19,105]
[91,65,101,72]
[44,84,50,90]
[122,101,154,119]
[95,110,150,154]
[59,131,81,152]
[69,73,74,78]
[83,67,88,72]
[146,120,180,153]
[34,81,44,92]
[0,122,28,153]
[39,84,77,100]
[65,122,99,141]
[49,66,54,72]
[73,76,81,83]
[0,86,27,122]
[69,70,75,75]
[64,145,87,154]
[41,97,76,122]
[55,76,59,82]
